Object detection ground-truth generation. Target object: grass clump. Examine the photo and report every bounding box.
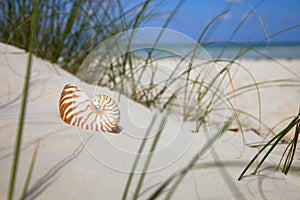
[238,108,300,180]
[0,0,165,73]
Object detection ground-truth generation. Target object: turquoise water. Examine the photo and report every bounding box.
[204,43,300,59]
[133,42,300,60]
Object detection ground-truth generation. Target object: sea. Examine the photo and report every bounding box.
[203,42,300,60]
[134,42,300,60]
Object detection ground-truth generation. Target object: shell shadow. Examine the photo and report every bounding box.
[111,126,122,134]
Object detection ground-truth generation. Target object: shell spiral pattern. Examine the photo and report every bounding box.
[59,84,120,132]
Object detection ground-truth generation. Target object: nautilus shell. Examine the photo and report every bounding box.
[59,84,120,132]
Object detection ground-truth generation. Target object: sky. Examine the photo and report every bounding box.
[136,0,300,43]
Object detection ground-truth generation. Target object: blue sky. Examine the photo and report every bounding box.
[137,0,300,43]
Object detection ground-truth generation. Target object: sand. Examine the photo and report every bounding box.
[0,42,300,199]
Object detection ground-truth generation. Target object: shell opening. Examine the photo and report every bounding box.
[95,104,102,112]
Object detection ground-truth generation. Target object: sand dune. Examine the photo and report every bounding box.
[1,42,300,199]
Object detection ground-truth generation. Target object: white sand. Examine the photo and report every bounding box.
[1,42,300,199]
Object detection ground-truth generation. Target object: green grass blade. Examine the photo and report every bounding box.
[282,140,296,174]
[121,115,157,200]
[277,140,293,171]
[133,116,167,200]
[238,114,300,180]
[146,121,231,199]
[145,0,186,59]
[131,0,152,29]
[282,109,300,174]
[146,173,177,200]
[7,0,39,199]
[218,0,267,58]
[164,121,231,200]
[253,117,300,172]
[52,0,83,62]
[210,150,246,199]
[20,139,40,200]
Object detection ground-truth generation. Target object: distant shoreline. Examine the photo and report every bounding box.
[132,43,300,60]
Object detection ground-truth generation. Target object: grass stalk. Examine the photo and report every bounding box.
[281,108,300,174]
[52,0,82,62]
[121,115,157,200]
[20,139,40,200]
[147,120,231,199]
[133,116,167,200]
[238,108,300,180]
[217,0,267,58]
[7,0,39,199]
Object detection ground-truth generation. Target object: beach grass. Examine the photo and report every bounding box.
[1,0,300,199]
[121,115,158,200]
[238,108,300,180]
[0,0,165,73]
[7,0,39,199]
[145,120,232,199]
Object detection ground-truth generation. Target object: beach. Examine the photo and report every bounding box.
[1,42,300,199]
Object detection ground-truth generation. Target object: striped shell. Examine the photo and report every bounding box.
[59,84,120,132]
